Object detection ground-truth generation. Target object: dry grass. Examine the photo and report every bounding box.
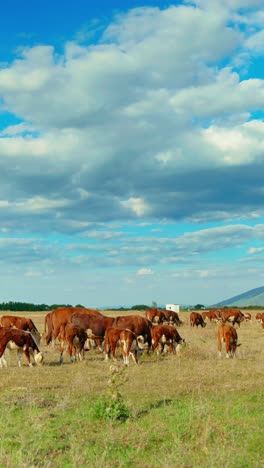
[0,309,263,467]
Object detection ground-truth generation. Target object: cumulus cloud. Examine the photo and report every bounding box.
[0,2,263,305]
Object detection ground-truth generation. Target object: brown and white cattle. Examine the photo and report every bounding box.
[0,315,41,344]
[104,327,146,364]
[145,308,166,324]
[217,323,241,358]
[244,312,251,322]
[71,313,114,351]
[120,329,145,365]
[44,307,102,345]
[201,310,221,324]
[190,312,206,328]
[113,315,152,348]
[163,309,183,326]
[0,328,43,368]
[58,323,88,364]
[255,312,264,323]
[151,325,185,354]
[219,309,245,327]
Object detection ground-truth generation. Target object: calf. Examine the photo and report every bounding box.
[120,330,146,365]
[201,310,221,324]
[104,327,146,364]
[190,312,206,328]
[0,328,43,368]
[217,323,241,358]
[58,323,88,364]
[151,325,185,354]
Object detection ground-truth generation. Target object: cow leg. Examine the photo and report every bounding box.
[111,342,118,362]
[23,349,32,367]
[0,353,7,368]
[130,350,138,365]
[59,341,65,364]
[218,338,222,358]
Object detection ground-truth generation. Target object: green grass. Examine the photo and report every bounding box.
[0,387,263,467]
[0,310,263,467]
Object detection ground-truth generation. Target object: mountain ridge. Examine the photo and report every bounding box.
[214,286,264,307]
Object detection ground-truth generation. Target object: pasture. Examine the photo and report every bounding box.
[0,309,263,467]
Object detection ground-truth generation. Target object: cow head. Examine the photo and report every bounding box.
[34,351,44,366]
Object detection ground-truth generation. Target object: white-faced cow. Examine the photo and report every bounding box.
[0,328,43,368]
[104,327,146,364]
[151,325,185,354]
[0,315,41,345]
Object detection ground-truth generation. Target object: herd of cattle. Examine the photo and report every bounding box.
[0,306,263,368]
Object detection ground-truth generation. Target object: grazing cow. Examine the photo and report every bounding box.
[0,328,43,368]
[220,309,245,327]
[113,315,152,348]
[44,307,102,345]
[255,312,264,323]
[201,310,221,324]
[0,315,41,344]
[145,308,166,324]
[217,323,241,358]
[190,312,206,328]
[120,329,145,365]
[255,313,264,329]
[244,312,251,322]
[151,325,185,354]
[163,309,183,326]
[71,313,114,352]
[104,327,122,361]
[58,323,88,364]
[104,327,146,364]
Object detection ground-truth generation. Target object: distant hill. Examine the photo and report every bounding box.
[214,286,264,307]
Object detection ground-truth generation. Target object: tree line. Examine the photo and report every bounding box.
[0,301,85,312]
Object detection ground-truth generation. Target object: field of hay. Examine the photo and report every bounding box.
[0,309,263,467]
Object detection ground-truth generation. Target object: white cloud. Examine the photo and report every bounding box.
[137,268,154,275]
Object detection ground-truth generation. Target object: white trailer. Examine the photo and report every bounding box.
[166,304,180,313]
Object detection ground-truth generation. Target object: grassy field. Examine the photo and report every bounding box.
[0,309,263,467]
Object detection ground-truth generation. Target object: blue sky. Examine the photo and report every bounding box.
[0,0,264,307]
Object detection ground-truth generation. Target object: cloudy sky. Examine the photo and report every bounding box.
[0,0,264,307]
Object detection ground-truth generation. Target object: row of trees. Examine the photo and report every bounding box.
[0,301,86,312]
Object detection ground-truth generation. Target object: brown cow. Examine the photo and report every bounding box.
[44,307,102,345]
[104,327,122,361]
[71,313,114,349]
[217,323,241,358]
[120,329,145,365]
[162,309,183,326]
[201,310,221,324]
[0,328,43,368]
[219,309,245,327]
[151,325,185,354]
[113,315,152,348]
[104,327,145,364]
[58,323,88,364]
[244,312,251,322]
[145,308,166,324]
[190,312,206,328]
[0,315,41,344]
[255,312,264,323]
